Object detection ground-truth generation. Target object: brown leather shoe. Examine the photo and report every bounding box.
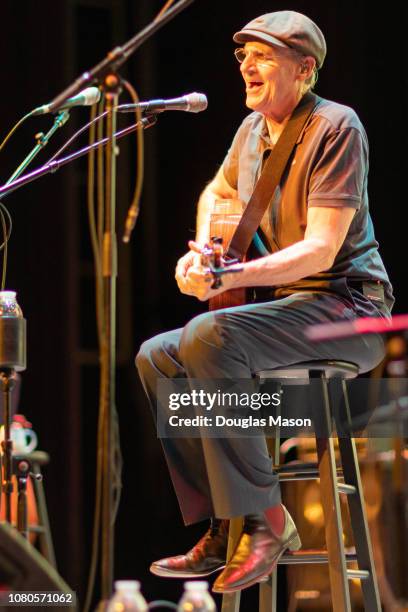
[212,505,301,593]
[150,519,228,578]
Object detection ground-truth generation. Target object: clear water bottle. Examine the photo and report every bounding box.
[177,581,216,612]
[107,580,148,612]
[0,290,26,371]
[0,290,23,317]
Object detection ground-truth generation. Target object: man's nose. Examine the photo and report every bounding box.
[240,56,257,75]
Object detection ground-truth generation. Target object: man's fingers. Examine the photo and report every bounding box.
[176,249,203,278]
[175,273,195,295]
[188,240,202,254]
[175,261,186,278]
[176,264,210,295]
[174,246,213,298]
[187,267,213,283]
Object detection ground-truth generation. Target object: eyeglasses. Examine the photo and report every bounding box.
[234,47,279,67]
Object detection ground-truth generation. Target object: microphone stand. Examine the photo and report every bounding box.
[0,111,69,534]
[45,0,196,113]
[3,0,196,601]
[0,113,156,605]
[5,111,70,185]
[0,116,157,200]
[99,76,120,606]
[0,369,18,524]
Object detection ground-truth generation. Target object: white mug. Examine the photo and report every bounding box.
[0,425,38,454]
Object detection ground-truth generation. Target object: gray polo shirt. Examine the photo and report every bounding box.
[222,97,394,309]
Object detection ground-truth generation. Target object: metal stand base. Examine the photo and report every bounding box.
[0,368,17,524]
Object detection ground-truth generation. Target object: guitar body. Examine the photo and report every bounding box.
[208,200,246,311]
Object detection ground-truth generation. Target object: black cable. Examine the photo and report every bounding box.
[112,405,123,522]
[45,108,110,165]
[0,111,34,153]
[82,101,103,612]
[0,201,12,288]
[0,202,12,251]
[82,1,184,608]
[0,206,8,290]
[121,79,144,243]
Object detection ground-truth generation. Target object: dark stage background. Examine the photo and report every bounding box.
[1,0,407,609]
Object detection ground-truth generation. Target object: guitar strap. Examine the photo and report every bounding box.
[226,92,320,260]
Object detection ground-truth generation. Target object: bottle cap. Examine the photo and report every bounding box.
[114,580,140,591]
[184,581,209,591]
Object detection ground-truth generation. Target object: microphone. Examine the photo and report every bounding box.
[31,87,101,116]
[116,92,208,114]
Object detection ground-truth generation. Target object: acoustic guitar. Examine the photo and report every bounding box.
[199,199,246,311]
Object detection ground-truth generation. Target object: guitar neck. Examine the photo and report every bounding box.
[208,204,246,311]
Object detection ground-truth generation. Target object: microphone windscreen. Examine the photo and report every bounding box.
[185,92,208,112]
[81,87,101,106]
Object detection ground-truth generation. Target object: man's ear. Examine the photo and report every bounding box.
[299,56,316,79]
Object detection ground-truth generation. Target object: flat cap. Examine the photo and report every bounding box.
[233,11,327,69]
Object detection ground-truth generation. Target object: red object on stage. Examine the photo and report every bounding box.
[306,314,408,341]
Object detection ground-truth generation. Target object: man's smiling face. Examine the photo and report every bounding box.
[239,41,302,120]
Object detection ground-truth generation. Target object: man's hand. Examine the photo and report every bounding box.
[175,240,235,301]
[175,248,202,296]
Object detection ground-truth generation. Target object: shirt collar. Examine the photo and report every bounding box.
[259,116,271,145]
[255,97,321,147]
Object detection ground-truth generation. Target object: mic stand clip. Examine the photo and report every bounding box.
[6,111,70,186]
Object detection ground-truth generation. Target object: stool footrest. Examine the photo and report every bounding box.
[275,462,343,481]
[278,549,357,565]
[347,569,370,581]
[13,451,51,466]
[338,483,356,495]
[28,524,47,533]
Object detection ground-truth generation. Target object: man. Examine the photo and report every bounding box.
[136,11,393,593]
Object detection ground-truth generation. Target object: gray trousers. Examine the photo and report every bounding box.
[136,290,388,525]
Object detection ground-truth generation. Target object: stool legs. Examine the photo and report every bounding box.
[31,461,57,569]
[259,573,277,612]
[312,371,352,612]
[221,518,243,612]
[259,389,282,612]
[220,372,381,611]
[336,380,381,611]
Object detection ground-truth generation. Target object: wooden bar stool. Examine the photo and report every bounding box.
[221,360,381,612]
[13,450,57,569]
